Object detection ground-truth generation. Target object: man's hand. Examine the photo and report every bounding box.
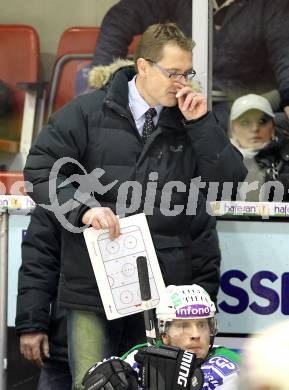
[175,85,207,121]
[284,105,289,119]
[82,359,138,390]
[20,332,49,368]
[135,345,203,390]
[82,207,120,239]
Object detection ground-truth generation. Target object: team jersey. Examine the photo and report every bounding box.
[121,344,240,390]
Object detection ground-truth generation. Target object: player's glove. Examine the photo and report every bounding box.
[135,345,204,390]
[82,358,139,390]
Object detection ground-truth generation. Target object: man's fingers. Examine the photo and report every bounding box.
[188,95,203,112]
[82,210,92,225]
[83,207,120,239]
[106,213,117,239]
[177,94,185,111]
[114,215,121,238]
[22,344,43,368]
[22,345,32,361]
[175,86,193,98]
[96,211,111,231]
[42,335,50,358]
[112,213,120,238]
[31,343,41,361]
[20,338,36,361]
[20,343,24,356]
[91,219,102,230]
[31,351,44,368]
[31,354,44,368]
[83,208,108,229]
[189,96,207,113]
[35,358,44,368]
[19,333,48,367]
[180,93,207,113]
[182,93,195,112]
[176,88,203,112]
[104,209,120,239]
[179,93,196,112]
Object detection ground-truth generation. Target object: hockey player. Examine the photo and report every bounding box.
[82,284,240,390]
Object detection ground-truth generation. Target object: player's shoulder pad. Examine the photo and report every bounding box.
[211,346,240,364]
[201,348,240,388]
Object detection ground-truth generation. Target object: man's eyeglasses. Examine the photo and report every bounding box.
[146,59,196,81]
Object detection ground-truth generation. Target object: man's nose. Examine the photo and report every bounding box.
[173,80,187,89]
[188,326,200,339]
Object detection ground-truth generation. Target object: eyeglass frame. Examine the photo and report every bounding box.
[145,58,196,81]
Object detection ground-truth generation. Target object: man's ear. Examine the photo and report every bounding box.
[161,333,170,345]
[137,58,148,77]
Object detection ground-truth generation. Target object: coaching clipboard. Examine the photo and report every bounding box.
[83,213,165,320]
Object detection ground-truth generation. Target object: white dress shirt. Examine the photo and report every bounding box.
[128,75,162,136]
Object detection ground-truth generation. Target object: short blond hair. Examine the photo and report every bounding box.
[134,22,194,71]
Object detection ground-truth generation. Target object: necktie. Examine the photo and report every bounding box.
[142,108,157,143]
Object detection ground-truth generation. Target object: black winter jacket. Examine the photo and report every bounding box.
[93,0,289,108]
[24,66,246,311]
[255,127,289,201]
[16,207,69,366]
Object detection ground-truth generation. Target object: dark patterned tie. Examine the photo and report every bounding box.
[142,108,157,143]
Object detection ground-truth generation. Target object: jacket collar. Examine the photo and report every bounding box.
[256,128,289,162]
[106,67,185,134]
[105,66,135,107]
[218,0,248,29]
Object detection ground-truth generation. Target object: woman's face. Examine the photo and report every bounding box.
[231,109,275,149]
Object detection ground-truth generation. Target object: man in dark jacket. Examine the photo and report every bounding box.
[91,0,289,120]
[24,23,246,389]
[16,207,72,390]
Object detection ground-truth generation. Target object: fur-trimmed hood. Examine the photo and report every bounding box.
[89,59,134,90]
[88,58,201,92]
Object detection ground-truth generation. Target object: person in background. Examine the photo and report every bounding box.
[16,207,72,390]
[229,94,289,202]
[239,319,289,390]
[82,284,240,390]
[80,0,289,127]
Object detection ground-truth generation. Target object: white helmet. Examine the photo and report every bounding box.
[156,284,217,336]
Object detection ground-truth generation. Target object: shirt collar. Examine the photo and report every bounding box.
[128,75,162,120]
